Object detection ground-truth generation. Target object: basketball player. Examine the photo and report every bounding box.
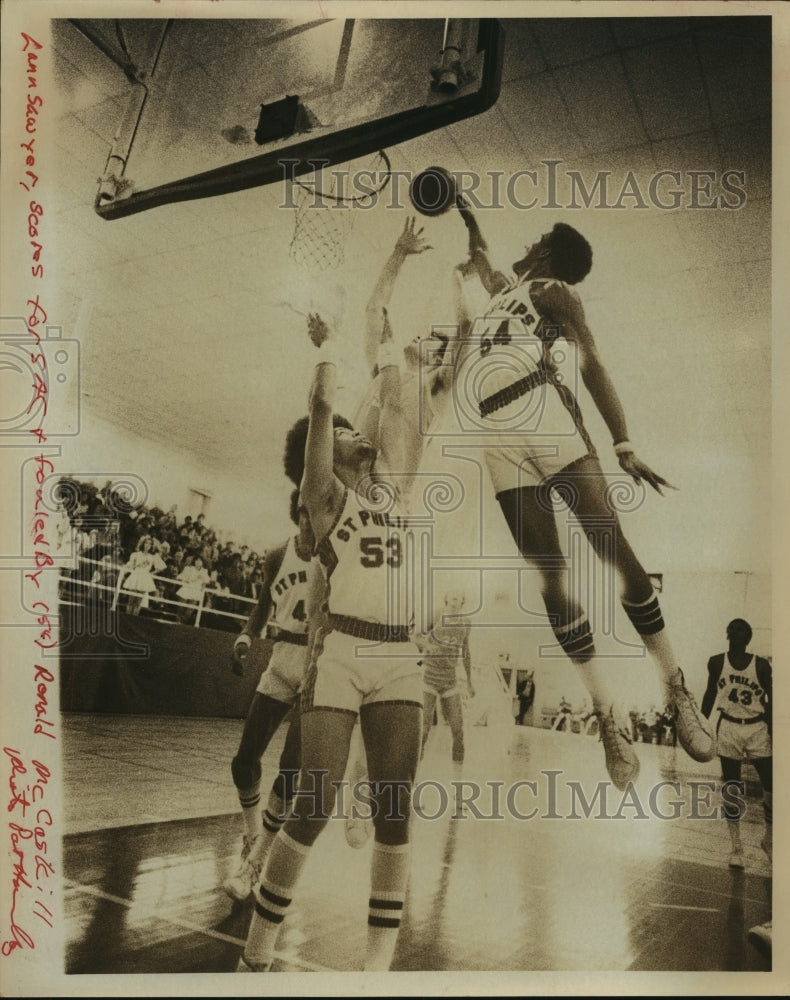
[419,587,474,764]
[701,618,772,869]
[344,216,456,848]
[239,309,424,973]
[223,486,320,901]
[353,215,451,502]
[448,201,716,788]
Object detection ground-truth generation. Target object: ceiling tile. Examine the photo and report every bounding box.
[554,55,647,154]
[651,130,723,178]
[531,18,617,68]
[622,34,711,141]
[718,119,771,202]
[52,20,132,102]
[445,105,530,180]
[694,18,771,128]
[500,19,546,82]
[608,16,693,49]
[497,73,587,163]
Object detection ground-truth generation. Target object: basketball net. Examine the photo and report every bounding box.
[288,151,392,271]
[289,179,356,272]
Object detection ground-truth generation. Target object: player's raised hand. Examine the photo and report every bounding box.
[395,216,432,255]
[307,312,331,348]
[618,452,677,496]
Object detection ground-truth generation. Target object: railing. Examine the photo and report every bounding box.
[58,555,257,630]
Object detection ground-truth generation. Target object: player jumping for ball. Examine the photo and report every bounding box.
[448,200,715,788]
[238,306,426,973]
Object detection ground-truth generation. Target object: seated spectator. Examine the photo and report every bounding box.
[157,558,181,605]
[552,696,573,732]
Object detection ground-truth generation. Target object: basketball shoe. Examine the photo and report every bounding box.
[748,920,772,951]
[223,834,262,902]
[595,706,640,790]
[665,670,716,762]
[237,953,272,972]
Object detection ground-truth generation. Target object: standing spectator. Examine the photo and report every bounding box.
[176,555,210,624]
[120,535,165,615]
[515,670,536,726]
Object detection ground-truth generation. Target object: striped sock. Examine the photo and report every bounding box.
[244,829,311,966]
[251,794,290,866]
[622,591,665,636]
[553,615,595,663]
[622,592,681,685]
[239,782,263,841]
[365,840,411,972]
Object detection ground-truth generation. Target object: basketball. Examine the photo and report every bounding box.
[409,166,457,216]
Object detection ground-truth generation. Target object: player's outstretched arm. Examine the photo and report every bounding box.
[363,217,432,373]
[304,558,328,666]
[375,307,405,479]
[539,281,676,495]
[455,195,508,296]
[302,313,346,542]
[232,543,284,674]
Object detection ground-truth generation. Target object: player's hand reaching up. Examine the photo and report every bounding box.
[307,312,331,348]
[618,452,677,496]
[395,216,432,256]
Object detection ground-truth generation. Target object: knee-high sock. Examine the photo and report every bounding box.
[244,829,311,965]
[621,592,681,685]
[365,840,411,972]
[249,791,291,867]
[238,781,263,841]
[553,615,622,712]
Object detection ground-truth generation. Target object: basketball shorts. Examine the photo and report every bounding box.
[423,661,460,699]
[481,380,595,493]
[257,639,309,703]
[455,357,595,493]
[716,716,772,760]
[301,628,423,715]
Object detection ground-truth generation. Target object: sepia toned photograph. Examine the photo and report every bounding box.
[0,1,786,995]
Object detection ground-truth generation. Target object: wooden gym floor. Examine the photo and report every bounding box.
[60,711,773,983]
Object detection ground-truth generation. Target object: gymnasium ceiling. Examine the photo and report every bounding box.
[45,9,774,565]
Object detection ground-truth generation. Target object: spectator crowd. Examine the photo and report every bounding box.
[53,476,270,630]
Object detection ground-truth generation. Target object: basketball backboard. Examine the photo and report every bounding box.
[62,17,504,220]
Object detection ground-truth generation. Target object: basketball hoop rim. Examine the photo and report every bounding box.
[291,150,392,205]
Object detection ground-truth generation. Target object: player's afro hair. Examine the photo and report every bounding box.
[283,413,354,487]
[548,223,593,285]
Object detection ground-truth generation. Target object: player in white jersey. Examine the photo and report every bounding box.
[353,216,453,503]
[419,587,474,764]
[701,618,772,869]
[450,202,715,789]
[239,304,424,973]
[346,217,458,847]
[223,487,317,901]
